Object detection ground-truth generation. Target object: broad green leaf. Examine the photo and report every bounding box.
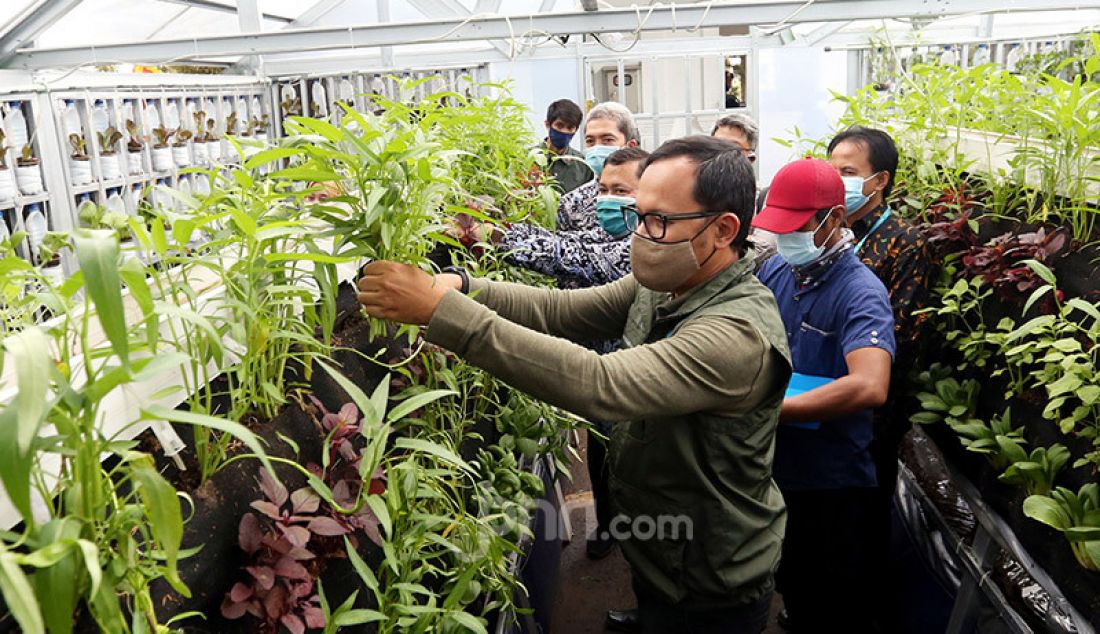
[446,611,488,634]
[269,167,342,182]
[335,609,386,627]
[288,116,343,142]
[4,327,50,453]
[1023,494,1071,530]
[73,229,129,365]
[243,146,304,171]
[0,407,35,523]
[130,457,189,596]
[1022,259,1057,286]
[0,552,44,634]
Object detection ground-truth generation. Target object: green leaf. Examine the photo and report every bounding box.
[243,146,304,171]
[343,535,380,593]
[73,229,129,365]
[288,116,344,142]
[1023,494,1071,530]
[269,167,342,182]
[386,389,457,423]
[4,327,50,453]
[129,456,188,596]
[317,360,390,428]
[446,611,488,634]
[0,552,44,634]
[142,405,273,476]
[335,610,386,627]
[909,412,943,425]
[1023,259,1057,286]
[394,437,473,474]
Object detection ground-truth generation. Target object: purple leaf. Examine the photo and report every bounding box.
[280,524,312,548]
[307,394,328,416]
[286,545,317,560]
[304,604,326,628]
[221,595,250,620]
[238,513,264,553]
[229,582,254,602]
[274,556,312,581]
[247,565,276,591]
[290,488,320,514]
[250,500,282,520]
[333,480,355,506]
[263,583,288,619]
[308,516,349,536]
[258,468,288,507]
[337,403,359,426]
[281,613,306,634]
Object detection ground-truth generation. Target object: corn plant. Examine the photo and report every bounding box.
[0,230,274,633]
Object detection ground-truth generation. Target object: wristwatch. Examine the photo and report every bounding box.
[440,266,470,295]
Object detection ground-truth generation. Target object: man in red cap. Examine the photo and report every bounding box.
[753,158,895,634]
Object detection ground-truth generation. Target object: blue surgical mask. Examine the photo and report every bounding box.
[548,127,574,150]
[776,217,838,266]
[584,145,619,177]
[775,230,824,267]
[595,195,633,237]
[841,173,878,216]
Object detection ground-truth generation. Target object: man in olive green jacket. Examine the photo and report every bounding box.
[357,136,791,634]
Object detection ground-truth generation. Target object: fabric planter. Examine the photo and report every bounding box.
[0,169,15,201]
[127,151,143,175]
[192,142,208,165]
[100,155,122,180]
[152,147,174,172]
[69,158,93,185]
[171,145,191,168]
[14,164,42,195]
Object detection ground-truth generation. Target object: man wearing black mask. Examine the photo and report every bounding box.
[541,99,592,194]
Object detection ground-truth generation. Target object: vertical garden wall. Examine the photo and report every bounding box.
[0,77,580,634]
[818,33,1100,629]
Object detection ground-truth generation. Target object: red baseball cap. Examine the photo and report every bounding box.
[752,158,844,234]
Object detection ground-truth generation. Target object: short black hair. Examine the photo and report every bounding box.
[545,99,583,129]
[605,147,650,175]
[827,125,899,198]
[641,135,756,250]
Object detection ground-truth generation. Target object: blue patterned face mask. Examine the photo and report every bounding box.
[595,195,633,237]
[584,145,619,177]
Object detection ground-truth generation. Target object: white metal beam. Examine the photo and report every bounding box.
[287,0,347,28]
[238,0,262,71]
[158,0,294,23]
[474,0,503,13]
[6,0,1093,70]
[800,21,853,47]
[406,0,511,59]
[0,0,85,66]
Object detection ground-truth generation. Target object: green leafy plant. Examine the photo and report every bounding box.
[999,443,1071,496]
[910,364,981,427]
[96,127,123,156]
[68,133,88,160]
[1024,483,1100,571]
[151,126,173,149]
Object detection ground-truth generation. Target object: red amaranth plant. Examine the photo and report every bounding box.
[961,228,1069,303]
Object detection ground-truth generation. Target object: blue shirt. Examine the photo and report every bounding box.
[757,249,895,490]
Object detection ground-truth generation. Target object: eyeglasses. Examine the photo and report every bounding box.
[621,204,726,241]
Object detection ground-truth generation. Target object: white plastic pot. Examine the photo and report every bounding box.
[100,154,122,181]
[206,141,222,163]
[256,133,269,144]
[127,151,143,175]
[171,145,191,168]
[152,147,174,172]
[192,142,208,165]
[15,163,42,195]
[69,158,93,185]
[0,169,14,201]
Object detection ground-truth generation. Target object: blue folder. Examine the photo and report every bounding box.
[783,373,835,430]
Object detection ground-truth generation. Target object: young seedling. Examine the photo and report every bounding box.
[17,145,39,167]
[97,127,123,156]
[1000,443,1071,496]
[68,133,89,159]
[151,126,173,149]
[125,119,143,152]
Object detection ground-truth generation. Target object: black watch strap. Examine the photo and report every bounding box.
[441,266,470,294]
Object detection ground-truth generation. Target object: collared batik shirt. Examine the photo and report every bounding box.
[851,204,935,360]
